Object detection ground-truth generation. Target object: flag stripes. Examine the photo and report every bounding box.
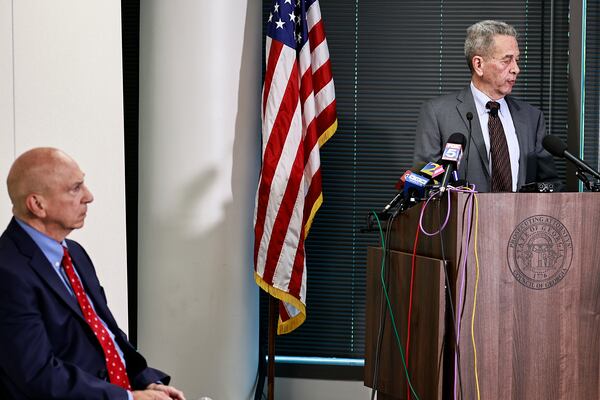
[254,0,337,334]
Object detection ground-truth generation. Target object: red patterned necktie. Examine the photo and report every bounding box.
[486,101,513,192]
[61,246,132,390]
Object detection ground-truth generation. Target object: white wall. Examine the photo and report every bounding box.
[138,0,261,398]
[0,0,15,225]
[0,0,129,329]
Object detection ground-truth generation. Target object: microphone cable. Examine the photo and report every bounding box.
[436,194,463,400]
[405,203,423,400]
[369,210,394,400]
[470,194,481,400]
[448,187,477,400]
[453,188,477,400]
[369,211,421,400]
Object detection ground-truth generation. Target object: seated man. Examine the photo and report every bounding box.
[0,147,185,400]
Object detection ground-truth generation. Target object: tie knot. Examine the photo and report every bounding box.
[486,101,500,117]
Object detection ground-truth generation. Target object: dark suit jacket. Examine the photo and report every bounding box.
[414,85,558,192]
[0,218,169,399]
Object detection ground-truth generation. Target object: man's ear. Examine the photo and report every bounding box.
[472,56,484,77]
[25,194,46,218]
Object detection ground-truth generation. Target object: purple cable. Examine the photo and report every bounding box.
[416,184,478,399]
[451,186,476,400]
[418,189,452,236]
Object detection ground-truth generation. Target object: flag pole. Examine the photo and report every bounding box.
[268,295,278,400]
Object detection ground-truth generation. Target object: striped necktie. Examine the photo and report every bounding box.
[486,101,513,192]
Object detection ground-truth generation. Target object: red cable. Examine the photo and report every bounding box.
[405,202,424,400]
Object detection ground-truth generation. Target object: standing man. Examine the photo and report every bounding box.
[0,148,186,400]
[413,20,558,192]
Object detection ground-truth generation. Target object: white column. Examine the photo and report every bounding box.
[138,1,261,398]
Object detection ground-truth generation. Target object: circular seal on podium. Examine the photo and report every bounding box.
[507,215,573,290]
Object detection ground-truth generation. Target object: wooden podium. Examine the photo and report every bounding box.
[364,192,600,399]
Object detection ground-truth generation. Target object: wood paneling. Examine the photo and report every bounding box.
[365,249,445,399]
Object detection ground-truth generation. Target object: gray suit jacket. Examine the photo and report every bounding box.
[413,85,558,192]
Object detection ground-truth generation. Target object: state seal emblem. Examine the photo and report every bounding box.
[507,215,573,290]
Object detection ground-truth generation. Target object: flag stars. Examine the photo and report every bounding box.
[268,12,273,22]
[275,18,285,29]
[289,12,296,23]
[296,32,302,43]
[284,0,292,4]
[273,3,279,12]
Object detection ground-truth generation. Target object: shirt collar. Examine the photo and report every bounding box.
[470,82,508,117]
[15,218,67,269]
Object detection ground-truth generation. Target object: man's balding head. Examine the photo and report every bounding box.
[6,147,93,241]
[7,148,72,218]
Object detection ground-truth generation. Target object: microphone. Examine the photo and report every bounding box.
[464,112,473,182]
[439,132,467,192]
[403,171,430,199]
[542,135,600,180]
[382,166,422,213]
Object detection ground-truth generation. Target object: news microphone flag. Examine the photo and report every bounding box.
[254,0,337,334]
[420,162,445,179]
[442,143,463,165]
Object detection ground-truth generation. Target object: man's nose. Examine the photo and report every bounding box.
[511,60,520,75]
[83,185,94,203]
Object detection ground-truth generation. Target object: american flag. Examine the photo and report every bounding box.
[254,0,337,334]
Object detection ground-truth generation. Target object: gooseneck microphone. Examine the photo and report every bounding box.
[542,135,600,179]
[464,112,473,182]
[439,132,467,192]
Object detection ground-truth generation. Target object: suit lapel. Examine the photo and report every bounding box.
[7,219,85,319]
[506,96,527,187]
[456,86,490,176]
[29,251,85,319]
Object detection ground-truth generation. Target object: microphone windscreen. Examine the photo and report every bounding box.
[542,135,568,157]
[447,132,467,147]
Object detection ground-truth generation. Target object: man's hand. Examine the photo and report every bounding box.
[132,390,172,400]
[145,383,186,400]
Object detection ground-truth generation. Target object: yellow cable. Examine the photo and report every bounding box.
[470,194,481,400]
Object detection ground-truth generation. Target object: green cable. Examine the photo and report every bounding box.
[371,211,421,400]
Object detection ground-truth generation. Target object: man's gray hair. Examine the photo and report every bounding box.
[464,20,518,72]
